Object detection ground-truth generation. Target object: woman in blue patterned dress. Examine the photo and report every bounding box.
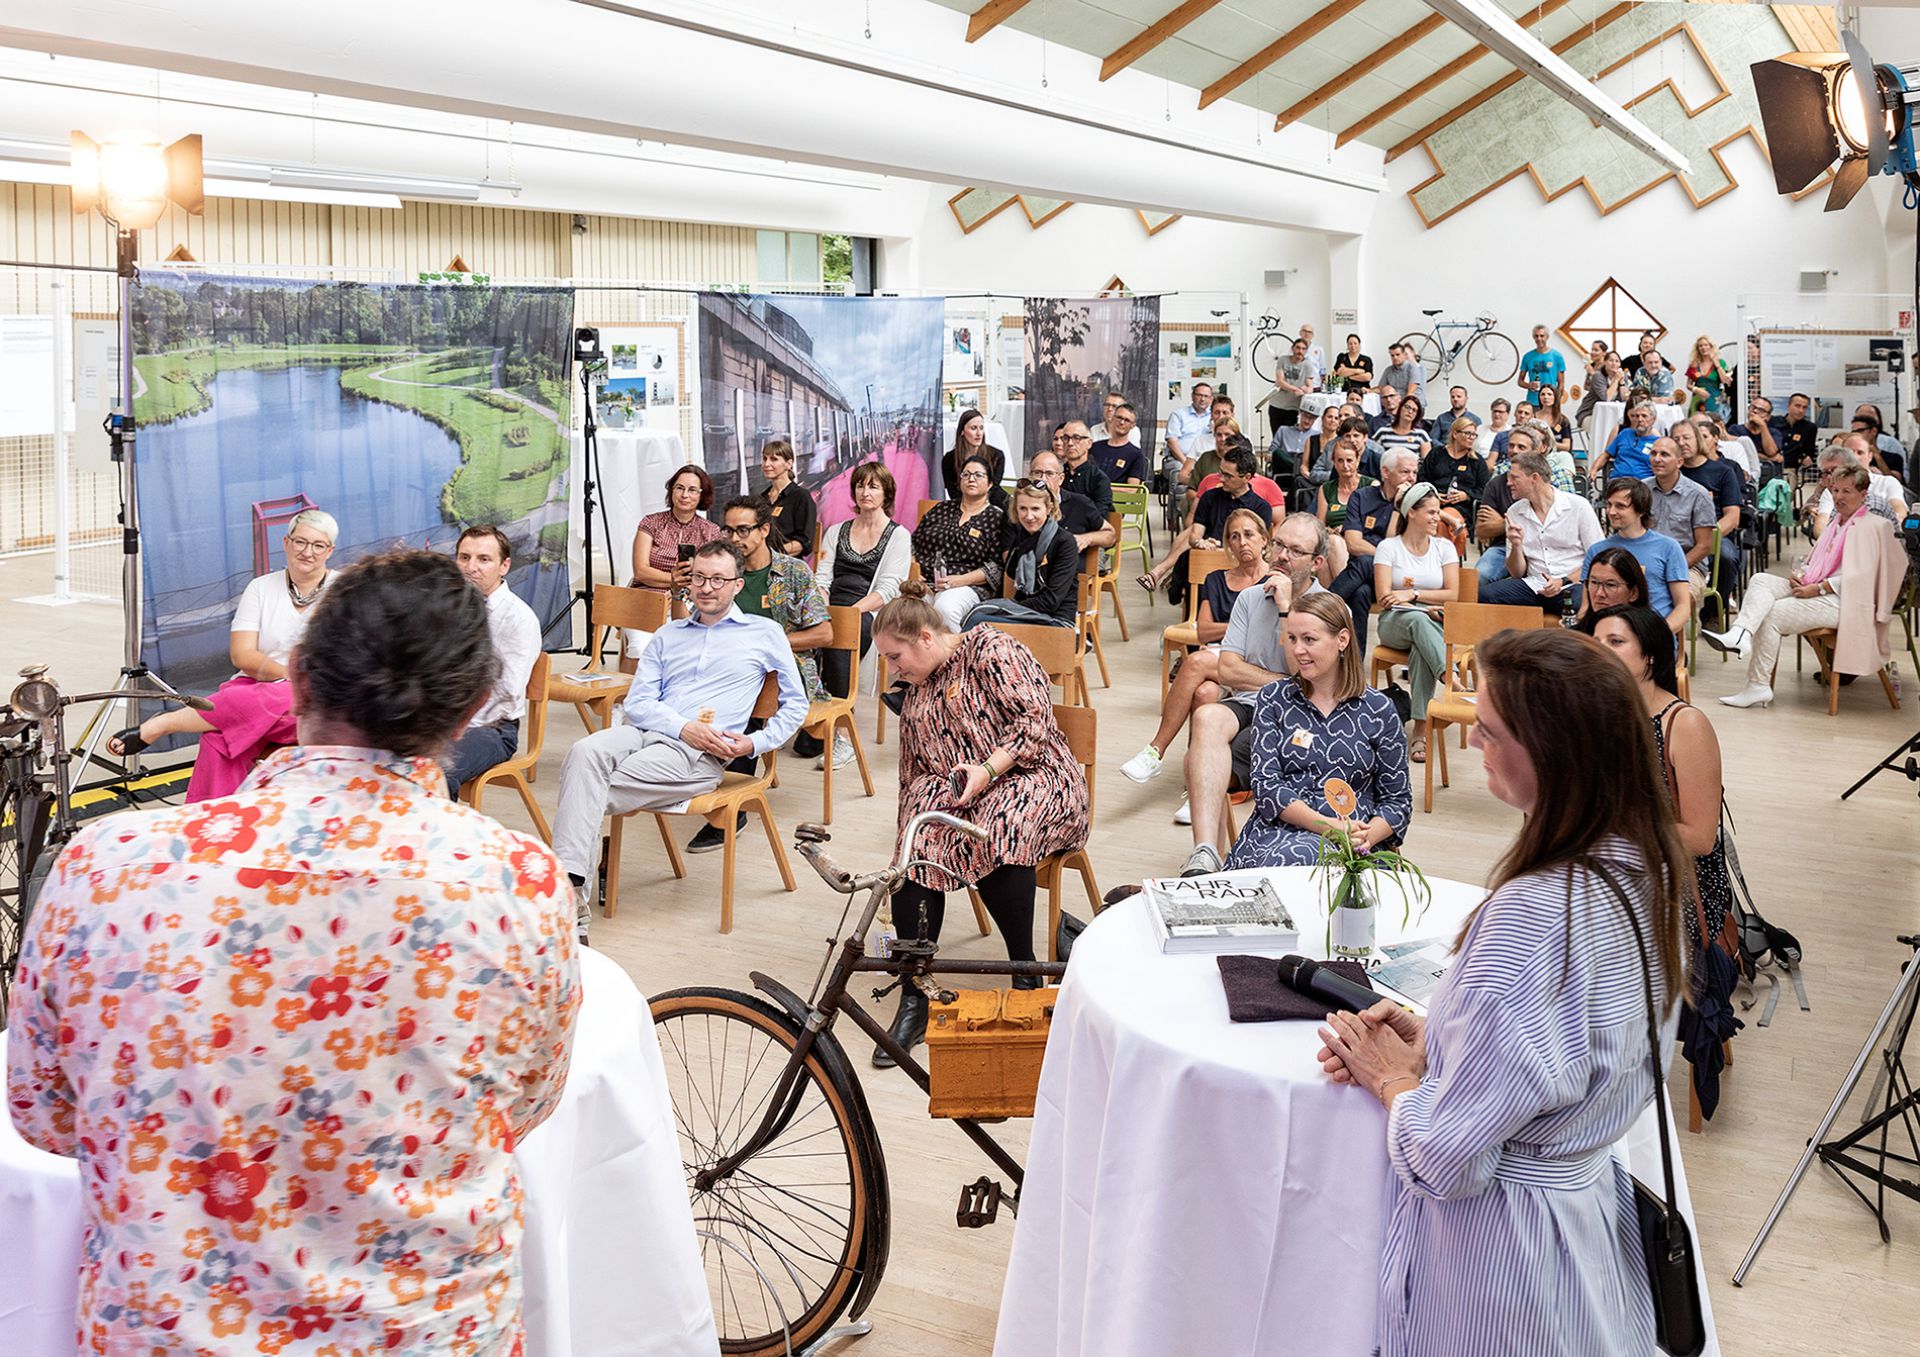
[1316,627,1692,1357]
[1224,592,1411,869]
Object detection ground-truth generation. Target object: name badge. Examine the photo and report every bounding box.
[760,595,770,611]
[947,682,962,703]
[967,527,981,538]
[1365,515,1378,529]
[1289,729,1314,750]
[1402,575,1415,587]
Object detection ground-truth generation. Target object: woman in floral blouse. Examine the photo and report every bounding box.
[8,549,580,1356]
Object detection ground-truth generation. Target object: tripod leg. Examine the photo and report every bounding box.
[1734,951,1920,1284]
[1839,729,1920,799]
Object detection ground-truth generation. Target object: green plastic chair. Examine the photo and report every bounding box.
[1688,526,1726,673]
[1111,482,1154,585]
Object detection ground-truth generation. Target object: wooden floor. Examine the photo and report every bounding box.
[5,550,1919,1355]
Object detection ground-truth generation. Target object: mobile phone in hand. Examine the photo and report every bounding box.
[948,767,971,799]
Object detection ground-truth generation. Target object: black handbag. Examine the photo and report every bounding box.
[1592,861,1707,1357]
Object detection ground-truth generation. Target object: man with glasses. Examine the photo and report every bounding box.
[441,525,542,800]
[1026,451,1115,556]
[1094,401,1149,485]
[553,540,807,941]
[1090,390,1142,448]
[1136,440,1275,600]
[714,497,833,807]
[1058,418,1114,514]
[1751,391,1816,474]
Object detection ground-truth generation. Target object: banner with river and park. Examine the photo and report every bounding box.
[128,273,576,692]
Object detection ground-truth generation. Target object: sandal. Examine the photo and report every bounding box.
[108,725,151,758]
[1135,571,1159,596]
[1408,737,1427,764]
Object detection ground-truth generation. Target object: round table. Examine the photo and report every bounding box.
[0,948,717,1357]
[992,867,1719,1357]
[1297,391,1382,422]
[1586,401,1687,457]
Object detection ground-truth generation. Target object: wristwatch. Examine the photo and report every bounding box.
[1409,589,1418,604]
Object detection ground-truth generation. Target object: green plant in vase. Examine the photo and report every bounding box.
[1314,778,1430,958]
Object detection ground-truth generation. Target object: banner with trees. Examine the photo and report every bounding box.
[1021,296,1161,465]
[128,273,576,691]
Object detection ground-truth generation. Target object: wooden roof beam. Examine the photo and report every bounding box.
[1101,0,1228,80]
[1274,14,1447,130]
[1336,0,1574,147]
[1384,1,1634,160]
[1198,0,1371,110]
[967,0,1037,43]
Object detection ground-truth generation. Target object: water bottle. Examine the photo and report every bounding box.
[1560,586,1578,629]
[931,552,948,591]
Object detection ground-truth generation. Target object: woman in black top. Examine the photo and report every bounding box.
[914,452,1007,629]
[963,480,1082,629]
[1331,333,1374,394]
[1418,417,1491,557]
[1536,385,1575,454]
[759,438,818,558]
[940,409,1008,507]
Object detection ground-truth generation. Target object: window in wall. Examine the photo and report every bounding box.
[755,230,830,286]
[1559,278,1665,359]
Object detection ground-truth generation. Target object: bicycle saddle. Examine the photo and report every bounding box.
[1421,308,1442,316]
[794,822,831,843]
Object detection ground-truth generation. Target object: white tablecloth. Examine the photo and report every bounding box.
[1295,391,1381,422]
[0,948,716,1357]
[1586,401,1686,456]
[991,401,1029,471]
[993,867,1718,1357]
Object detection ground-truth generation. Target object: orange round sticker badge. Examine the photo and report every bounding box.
[1324,777,1358,817]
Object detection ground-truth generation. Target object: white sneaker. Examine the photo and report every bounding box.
[1180,843,1223,878]
[1718,684,1774,709]
[1699,625,1750,660]
[830,733,857,768]
[1120,745,1164,783]
[1173,795,1192,826]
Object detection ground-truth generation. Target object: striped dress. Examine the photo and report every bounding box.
[1380,843,1667,1356]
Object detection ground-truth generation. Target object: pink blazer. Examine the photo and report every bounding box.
[1834,514,1905,675]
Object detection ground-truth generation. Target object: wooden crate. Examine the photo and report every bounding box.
[924,987,1055,1120]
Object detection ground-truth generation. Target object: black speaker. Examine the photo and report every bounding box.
[851,237,878,296]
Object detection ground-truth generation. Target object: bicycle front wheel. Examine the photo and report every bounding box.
[1249,329,1290,386]
[652,986,874,1356]
[1396,331,1445,381]
[1467,331,1520,385]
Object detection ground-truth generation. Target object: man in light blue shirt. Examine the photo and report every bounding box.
[1517,324,1565,408]
[553,539,806,938]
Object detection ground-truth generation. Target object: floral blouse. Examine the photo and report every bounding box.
[7,746,580,1357]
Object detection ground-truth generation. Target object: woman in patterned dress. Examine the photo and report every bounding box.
[631,463,722,589]
[911,452,1006,630]
[9,549,580,1355]
[1225,592,1411,869]
[1316,627,1691,1357]
[867,581,1089,1066]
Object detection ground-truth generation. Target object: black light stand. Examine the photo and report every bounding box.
[1734,936,1920,1283]
[540,327,616,655]
[1839,730,1920,800]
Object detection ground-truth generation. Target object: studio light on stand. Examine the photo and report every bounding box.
[542,326,614,655]
[67,129,204,783]
[1751,30,1920,210]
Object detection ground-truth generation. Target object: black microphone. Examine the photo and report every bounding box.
[1276,954,1378,1015]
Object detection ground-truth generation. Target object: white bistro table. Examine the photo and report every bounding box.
[1586,401,1687,457]
[992,867,1718,1357]
[0,948,717,1357]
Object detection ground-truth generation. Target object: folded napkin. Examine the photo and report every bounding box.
[1216,955,1374,1022]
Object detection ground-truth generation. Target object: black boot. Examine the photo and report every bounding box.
[872,985,928,1069]
[1010,969,1044,990]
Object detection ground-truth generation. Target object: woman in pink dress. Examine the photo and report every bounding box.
[108,508,339,800]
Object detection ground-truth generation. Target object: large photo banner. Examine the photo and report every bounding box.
[129,274,576,691]
[1022,295,1162,463]
[695,293,943,526]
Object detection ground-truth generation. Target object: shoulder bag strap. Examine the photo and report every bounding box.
[1588,859,1683,1238]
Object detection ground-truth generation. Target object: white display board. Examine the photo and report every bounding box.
[595,322,683,432]
[72,317,121,473]
[1758,329,1901,420]
[0,315,55,437]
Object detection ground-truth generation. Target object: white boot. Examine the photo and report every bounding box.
[1699,625,1751,660]
[1718,683,1773,709]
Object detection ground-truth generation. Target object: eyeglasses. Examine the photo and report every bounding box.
[688,572,741,589]
[1015,476,1056,490]
[958,470,990,482]
[1274,543,1318,560]
[1063,434,1092,444]
[721,522,761,536]
[286,536,333,554]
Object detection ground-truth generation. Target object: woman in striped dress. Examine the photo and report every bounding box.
[1317,627,1691,1356]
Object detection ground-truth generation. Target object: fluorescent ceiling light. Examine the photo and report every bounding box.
[203,177,402,209]
[0,155,69,186]
[1415,0,1692,176]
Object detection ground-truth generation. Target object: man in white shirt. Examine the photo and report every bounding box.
[1479,451,1602,613]
[1164,381,1215,521]
[443,525,544,800]
[1813,436,1907,534]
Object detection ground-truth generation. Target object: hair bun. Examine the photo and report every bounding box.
[898,577,934,602]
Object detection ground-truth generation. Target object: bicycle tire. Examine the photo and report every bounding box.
[1249,329,1290,387]
[1467,331,1520,386]
[1396,331,1445,382]
[652,986,874,1356]
[0,778,50,1030]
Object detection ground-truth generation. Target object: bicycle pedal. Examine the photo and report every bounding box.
[956,1176,1003,1228]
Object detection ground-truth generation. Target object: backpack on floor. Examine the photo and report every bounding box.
[1720,802,1808,1025]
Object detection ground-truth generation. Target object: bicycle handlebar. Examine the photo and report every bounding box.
[795,810,989,895]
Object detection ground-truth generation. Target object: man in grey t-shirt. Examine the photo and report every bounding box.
[1376,342,1427,404]
[1178,511,1328,878]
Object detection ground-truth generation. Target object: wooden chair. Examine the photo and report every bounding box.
[459,652,553,840]
[987,620,1087,706]
[1367,565,1477,690]
[1092,511,1131,640]
[1795,630,1901,716]
[800,605,876,822]
[966,704,1101,963]
[547,585,668,732]
[1422,603,1555,813]
[1159,547,1230,702]
[1078,548,1112,692]
[603,673,797,933]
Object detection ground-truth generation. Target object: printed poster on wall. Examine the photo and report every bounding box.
[597,323,682,427]
[1022,294,1162,459]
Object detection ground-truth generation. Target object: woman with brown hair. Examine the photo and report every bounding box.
[964,478,1081,629]
[1316,627,1692,1357]
[867,582,1090,1065]
[758,438,817,558]
[1224,592,1410,869]
[814,462,910,769]
[631,463,721,590]
[912,451,1006,630]
[940,407,1008,506]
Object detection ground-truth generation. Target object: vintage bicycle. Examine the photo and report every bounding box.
[1395,309,1520,387]
[1247,311,1299,387]
[650,811,1069,1356]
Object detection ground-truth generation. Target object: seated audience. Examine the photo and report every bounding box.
[1760,391,1819,472]
[723,497,833,773]
[759,438,818,558]
[1317,439,1377,535]
[1478,398,1512,460]
[872,582,1090,1064]
[1137,440,1274,601]
[1179,512,1329,877]
[1090,390,1143,448]
[1584,346,1629,414]
[109,508,340,801]
[1316,627,1690,1357]
[1376,394,1433,460]
[1059,418,1115,514]
[1276,406,1319,483]
[1094,400,1150,484]
[1419,415,1489,557]
[1852,404,1906,478]
[1025,449,1116,555]
[1634,349,1681,404]
[1643,436,1720,610]
[1536,384,1574,453]
[631,463,722,595]
[1705,465,1906,707]
[12,549,580,1355]
[1580,479,1692,636]
[1376,341,1427,405]
[1577,548,1656,635]
[442,525,542,799]
[1185,410,1238,491]
[1163,380,1215,513]
[1369,387,1401,437]
[1329,446,1420,653]
[1120,508,1273,785]
[815,461,910,769]
[1700,413,1759,483]
[1576,340,1610,424]
[1482,451,1603,612]
[554,540,808,938]
[913,453,1007,629]
[964,479,1080,630]
[941,408,1008,507]
[1372,482,1461,765]
[1674,419,1743,590]
[1225,593,1411,869]
[1592,396,1659,481]
[1471,425,1531,588]
[1430,385,1478,446]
